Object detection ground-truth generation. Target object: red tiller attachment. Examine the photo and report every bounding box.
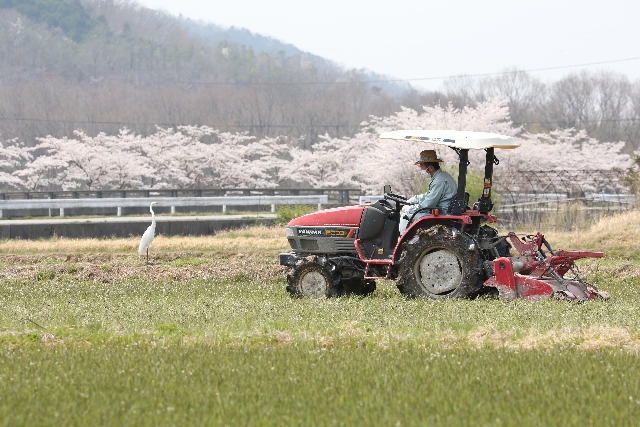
[483,232,610,301]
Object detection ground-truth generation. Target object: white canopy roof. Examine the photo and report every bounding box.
[379,130,519,150]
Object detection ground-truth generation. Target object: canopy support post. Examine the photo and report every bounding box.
[448,148,469,215]
[477,148,496,214]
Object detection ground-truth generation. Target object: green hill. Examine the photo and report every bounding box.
[0,0,407,146]
[0,0,93,41]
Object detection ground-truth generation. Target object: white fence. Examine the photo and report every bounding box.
[497,193,635,210]
[0,195,328,218]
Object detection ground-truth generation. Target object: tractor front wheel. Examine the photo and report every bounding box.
[396,225,480,299]
[286,256,342,298]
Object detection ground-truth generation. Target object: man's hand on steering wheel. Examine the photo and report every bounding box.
[384,192,411,206]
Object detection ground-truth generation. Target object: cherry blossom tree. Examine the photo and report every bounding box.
[3,96,634,194]
[13,153,67,191]
[53,132,111,189]
[295,98,520,194]
[296,98,632,195]
[0,138,30,189]
[139,126,217,188]
[205,131,269,188]
[99,129,153,189]
[243,137,302,187]
[23,130,151,190]
[502,128,630,171]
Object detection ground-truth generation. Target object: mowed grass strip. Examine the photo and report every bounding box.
[1,259,639,350]
[2,214,640,425]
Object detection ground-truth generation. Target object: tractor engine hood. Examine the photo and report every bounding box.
[288,205,365,227]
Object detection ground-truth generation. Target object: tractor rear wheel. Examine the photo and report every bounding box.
[287,256,342,298]
[396,224,480,299]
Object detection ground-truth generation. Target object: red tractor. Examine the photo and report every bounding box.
[280,130,609,301]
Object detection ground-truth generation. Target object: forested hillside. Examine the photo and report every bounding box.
[0,0,405,147]
[0,0,94,41]
[0,0,638,154]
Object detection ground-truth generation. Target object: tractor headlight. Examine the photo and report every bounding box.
[285,227,295,238]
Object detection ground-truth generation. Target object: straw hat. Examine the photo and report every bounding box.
[415,149,444,164]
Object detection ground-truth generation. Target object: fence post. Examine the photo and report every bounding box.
[271,204,276,213]
[117,207,122,217]
[60,208,65,217]
[171,206,176,214]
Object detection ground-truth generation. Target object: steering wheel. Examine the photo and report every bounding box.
[384,192,411,206]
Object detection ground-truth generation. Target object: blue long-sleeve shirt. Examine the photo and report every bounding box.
[407,169,458,215]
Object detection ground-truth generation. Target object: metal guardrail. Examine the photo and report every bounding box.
[496,193,636,210]
[0,187,359,203]
[0,195,329,218]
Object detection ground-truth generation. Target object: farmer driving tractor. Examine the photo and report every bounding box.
[281,130,608,301]
[399,149,457,234]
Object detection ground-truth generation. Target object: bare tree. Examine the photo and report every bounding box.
[482,68,546,127]
[594,71,632,144]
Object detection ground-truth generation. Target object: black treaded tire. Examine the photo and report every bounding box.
[286,256,342,298]
[342,278,376,296]
[395,224,480,299]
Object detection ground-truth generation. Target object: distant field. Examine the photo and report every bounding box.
[1,215,640,426]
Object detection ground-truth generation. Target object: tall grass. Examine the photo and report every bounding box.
[545,210,640,258]
[498,202,631,232]
[0,225,286,255]
[2,345,639,426]
[274,204,314,225]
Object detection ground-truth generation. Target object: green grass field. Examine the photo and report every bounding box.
[1,217,640,426]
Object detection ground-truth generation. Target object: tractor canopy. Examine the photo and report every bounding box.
[380,130,519,215]
[379,130,520,150]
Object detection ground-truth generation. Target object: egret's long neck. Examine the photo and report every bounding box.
[150,206,156,224]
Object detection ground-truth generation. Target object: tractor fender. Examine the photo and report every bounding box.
[391,216,469,264]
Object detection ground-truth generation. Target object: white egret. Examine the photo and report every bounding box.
[138,202,159,264]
